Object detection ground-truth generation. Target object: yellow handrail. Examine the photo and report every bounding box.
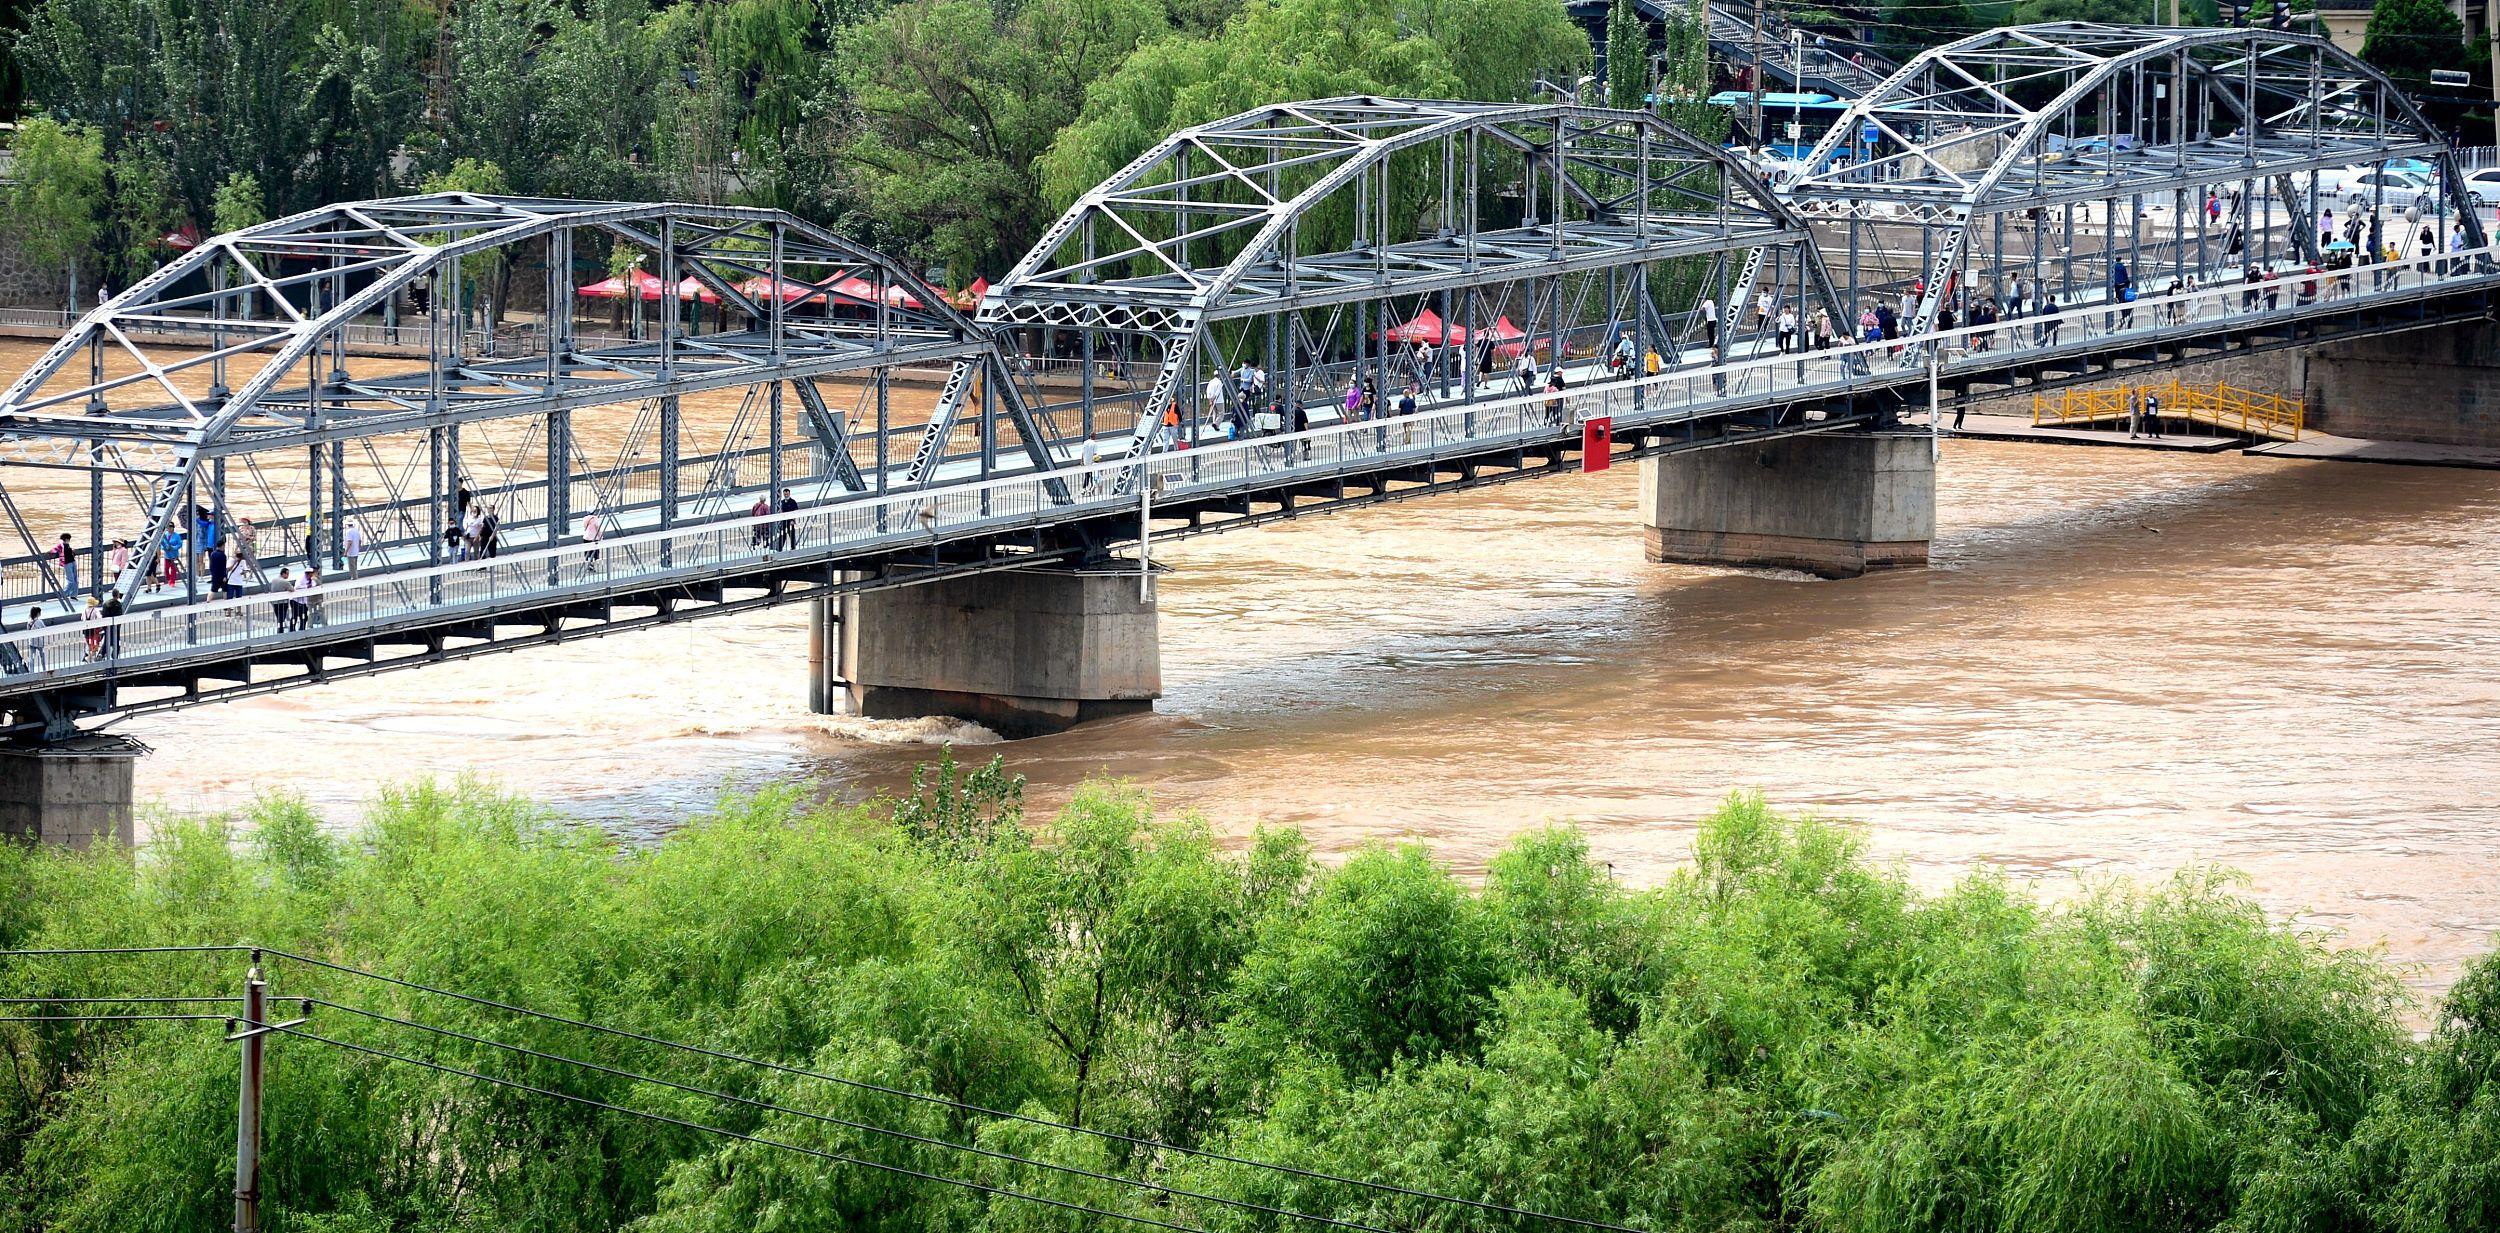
[2029,377,2301,440]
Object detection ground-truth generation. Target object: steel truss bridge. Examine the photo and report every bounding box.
[0,24,2491,741]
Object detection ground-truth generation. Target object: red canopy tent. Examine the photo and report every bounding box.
[733,275,821,304]
[577,270,720,303]
[1487,316,1544,358]
[577,269,661,300]
[1381,308,1471,345]
[820,273,925,310]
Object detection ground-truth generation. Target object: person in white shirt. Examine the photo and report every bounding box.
[340,519,365,578]
[1079,436,1104,497]
[293,567,320,629]
[1202,374,1227,438]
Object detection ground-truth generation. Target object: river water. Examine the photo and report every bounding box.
[106,433,2500,1004]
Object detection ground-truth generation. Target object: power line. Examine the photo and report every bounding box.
[273,1023,1234,1233]
[304,996,1401,1233]
[0,995,238,1004]
[0,945,253,957]
[0,1014,233,1024]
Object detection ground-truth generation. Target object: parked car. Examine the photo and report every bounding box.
[2461,167,2500,207]
[2335,169,2436,214]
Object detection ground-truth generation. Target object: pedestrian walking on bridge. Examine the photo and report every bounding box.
[51,533,78,598]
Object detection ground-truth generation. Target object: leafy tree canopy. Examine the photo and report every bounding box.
[2360,0,2478,90]
[1039,0,1591,214]
[0,772,2492,1232]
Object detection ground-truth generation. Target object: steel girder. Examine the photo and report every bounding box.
[0,194,1044,608]
[943,96,1843,485]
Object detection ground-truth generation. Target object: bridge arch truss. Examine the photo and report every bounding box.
[0,194,1049,616]
[1782,22,2485,342]
[939,97,1846,486]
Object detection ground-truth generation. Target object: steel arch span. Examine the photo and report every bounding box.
[1780,23,2484,344]
[0,194,1048,614]
[925,96,1846,488]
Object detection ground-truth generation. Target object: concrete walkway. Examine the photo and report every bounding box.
[2244,431,2500,470]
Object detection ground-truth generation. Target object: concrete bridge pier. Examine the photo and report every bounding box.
[817,568,1161,738]
[1642,433,1935,578]
[0,736,141,850]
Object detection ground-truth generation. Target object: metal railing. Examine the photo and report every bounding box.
[0,242,2491,691]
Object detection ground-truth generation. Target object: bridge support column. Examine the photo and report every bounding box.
[823,568,1160,738]
[0,737,140,850]
[1642,433,1933,578]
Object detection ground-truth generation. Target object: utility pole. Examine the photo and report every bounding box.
[233,958,266,1233]
[1749,0,1766,152]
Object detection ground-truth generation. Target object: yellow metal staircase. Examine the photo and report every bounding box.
[2032,379,2304,441]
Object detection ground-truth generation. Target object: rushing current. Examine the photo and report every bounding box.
[101,432,2500,1005]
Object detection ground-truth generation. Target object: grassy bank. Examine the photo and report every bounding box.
[0,759,2493,1232]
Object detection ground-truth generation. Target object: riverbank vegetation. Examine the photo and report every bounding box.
[0,760,2493,1231]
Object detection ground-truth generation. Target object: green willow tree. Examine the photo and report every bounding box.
[1037,0,1589,271]
[834,0,1172,282]
[1605,0,1646,111]
[2360,0,2477,91]
[104,137,183,290]
[210,173,267,237]
[0,772,2495,1232]
[4,118,107,311]
[14,0,428,222]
